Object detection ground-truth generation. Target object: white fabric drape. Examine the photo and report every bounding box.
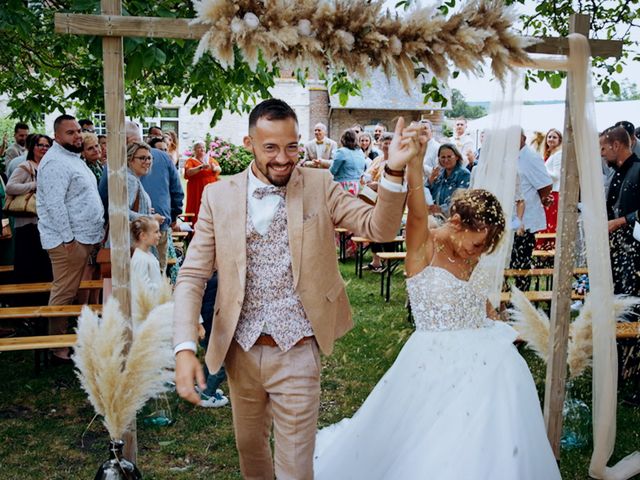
[470,72,522,307]
[473,33,639,479]
[563,33,640,480]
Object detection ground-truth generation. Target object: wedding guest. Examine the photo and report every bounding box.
[301,123,337,168]
[426,143,471,217]
[420,119,441,176]
[37,115,104,363]
[509,130,552,290]
[6,133,35,179]
[601,125,640,403]
[184,141,221,224]
[197,271,230,408]
[364,132,392,185]
[4,122,29,163]
[147,125,163,142]
[82,132,103,184]
[358,132,379,164]
[449,117,474,167]
[351,123,364,136]
[149,137,168,152]
[130,216,163,314]
[5,134,53,285]
[164,131,180,168]
[615,120,640,158]
[538,128,563,249]
[79,119,95,133]
[98,134,108,166]
[330,129,367,196]
[127,142,164,225]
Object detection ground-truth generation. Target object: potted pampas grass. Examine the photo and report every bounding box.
[73,278,174,479]
[509,287,640,448]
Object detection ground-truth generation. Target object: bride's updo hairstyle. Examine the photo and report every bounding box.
[449,189,505,254]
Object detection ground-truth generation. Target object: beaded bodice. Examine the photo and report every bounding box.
[407,266,491,331]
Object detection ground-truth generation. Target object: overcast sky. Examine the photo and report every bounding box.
[383,0,640,102]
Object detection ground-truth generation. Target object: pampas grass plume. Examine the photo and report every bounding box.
[508,286,550,363]
[74,298,175,440]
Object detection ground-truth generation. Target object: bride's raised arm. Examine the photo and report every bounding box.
[404,125,431,277]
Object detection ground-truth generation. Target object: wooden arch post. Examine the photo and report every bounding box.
[543,13,589,458]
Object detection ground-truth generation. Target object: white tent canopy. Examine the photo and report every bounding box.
[467,99,640,141]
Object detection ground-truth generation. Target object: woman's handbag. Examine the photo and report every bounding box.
[2,164,37,217]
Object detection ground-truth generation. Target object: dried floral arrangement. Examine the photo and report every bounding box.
[73,297,175,440]
[191,0,532,90]
[509,287,640,379]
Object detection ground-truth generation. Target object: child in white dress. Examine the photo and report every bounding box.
[131,217,163,293]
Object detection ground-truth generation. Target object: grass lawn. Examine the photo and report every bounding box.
[0,259,639,479]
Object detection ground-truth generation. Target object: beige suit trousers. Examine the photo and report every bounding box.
[225,339,321,480]
[47,242,93,336]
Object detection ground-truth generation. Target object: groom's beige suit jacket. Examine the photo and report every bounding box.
[173,166,406,372]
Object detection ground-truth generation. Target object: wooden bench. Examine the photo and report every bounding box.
[535,232,556,240]
[0,265,14,274]
[377,251,408,302]
[0,279,103,296]
[352,236,404,278]
[0,334,76,352]
[0,304,100,372]
[503,268,588,291]
[0,304,102,320]
[499,291,584,304]
[335,228,349,262]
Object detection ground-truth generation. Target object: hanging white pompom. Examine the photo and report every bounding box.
[336,30,355,50]
[389,36,402,55]
[231,17,245,34]
[297,19,312,37]
[243,12,260,30]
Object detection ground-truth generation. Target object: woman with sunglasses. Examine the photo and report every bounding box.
[5,134,53,284]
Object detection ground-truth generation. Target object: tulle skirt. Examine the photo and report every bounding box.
[314,322,561,480]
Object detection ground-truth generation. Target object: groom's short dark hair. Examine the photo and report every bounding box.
[249,99,298,130]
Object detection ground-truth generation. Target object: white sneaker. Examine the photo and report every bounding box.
[199,391,229,408]
[570,300,583,312]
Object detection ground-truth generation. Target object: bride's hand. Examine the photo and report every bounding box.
[386,118,421,172]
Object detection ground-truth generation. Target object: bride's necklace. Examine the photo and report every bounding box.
[435,241,472,265]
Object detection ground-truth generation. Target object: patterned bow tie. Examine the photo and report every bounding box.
[253,185,287,200]
[316,141,324,145]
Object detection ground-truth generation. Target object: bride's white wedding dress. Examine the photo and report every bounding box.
[314,265,561,479]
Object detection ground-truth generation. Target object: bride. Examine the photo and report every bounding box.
[314,136,561,479]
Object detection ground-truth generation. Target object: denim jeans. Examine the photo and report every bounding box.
[200,271,227,395]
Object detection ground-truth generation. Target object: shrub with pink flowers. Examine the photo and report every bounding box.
[206,136,254,175]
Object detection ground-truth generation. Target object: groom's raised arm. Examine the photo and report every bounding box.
[325,175,406,242]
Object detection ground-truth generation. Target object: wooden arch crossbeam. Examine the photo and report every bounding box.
[54,1,622,464]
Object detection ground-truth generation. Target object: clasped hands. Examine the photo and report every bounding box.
[386,118,429,175]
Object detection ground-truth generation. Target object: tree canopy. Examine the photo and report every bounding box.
[0,0,638,125]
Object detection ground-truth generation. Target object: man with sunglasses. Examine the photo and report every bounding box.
[173,98,421,479]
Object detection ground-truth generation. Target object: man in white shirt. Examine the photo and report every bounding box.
[173,99,418,479]
[450,117,474,167]
[37,114,105,362]
[510,130,553,290]
[301,122,337,168]
[421,119,441,176]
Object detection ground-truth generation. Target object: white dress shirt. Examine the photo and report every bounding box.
[422,138,441,176]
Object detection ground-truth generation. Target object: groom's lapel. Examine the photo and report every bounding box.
[286,168,303,289]
[226,171,248,292]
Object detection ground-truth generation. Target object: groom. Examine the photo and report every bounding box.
[173,98,413,479]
